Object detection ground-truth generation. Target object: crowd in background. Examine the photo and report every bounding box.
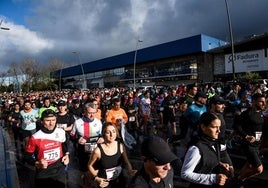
[1,80,268,187]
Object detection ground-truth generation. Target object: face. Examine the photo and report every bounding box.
[93,101,99,109]
[85,106,97,120]
[254,97,266,111]
[74,103,80,108]
[44,99,50,107]
[103,125,117,143]
[114,101,121,110]
[24,102,32,110]
[171,89,177,96]
[14,104,20,110]
[32,103,36,108]
[58,105,67,112]
[201,118,221,139]
[145,159,171,179]
[128,98,134,105]
[192,87,198,95]
[42,116,57,130]
[198,97,207,105]
[213,103,225,113]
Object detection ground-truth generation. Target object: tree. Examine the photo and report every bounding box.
[20,58,40,92]
[7,62,21,92]
[46,58,66,90]
[0,71,7,86]
[245,72,260,83]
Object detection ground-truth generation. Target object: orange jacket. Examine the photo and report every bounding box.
[106,108,128,126]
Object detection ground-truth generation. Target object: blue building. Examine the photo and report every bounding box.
[54,34,227,89]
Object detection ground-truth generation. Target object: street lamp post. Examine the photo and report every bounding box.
[225,0,235,81]
[59,63,63,91]
[133,39,142,91]
[72,52,87,89]
[0,20,10,30]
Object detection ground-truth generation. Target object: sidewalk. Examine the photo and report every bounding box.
[0,125,20,188]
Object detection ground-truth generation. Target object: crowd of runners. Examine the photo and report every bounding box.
[0,80,268,187]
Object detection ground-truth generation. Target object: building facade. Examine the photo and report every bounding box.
[210,33,268,82]
[54,33,268,89]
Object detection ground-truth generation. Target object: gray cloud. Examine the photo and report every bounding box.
[1,0,268,73]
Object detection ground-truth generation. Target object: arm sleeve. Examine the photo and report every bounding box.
[70,120,77,137]
[105,110,112,123]
[24,136,37,165]
[122,109,128,124]
[181,146,217,185]
[234,112,247,138]
[62,139,68,154]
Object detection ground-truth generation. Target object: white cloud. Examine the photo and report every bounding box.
[0,21,53,56]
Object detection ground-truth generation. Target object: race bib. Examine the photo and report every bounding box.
[220,144,227,152]
[255,131,262,141]
[43,148,60,162]
[129,116,135,122]
[84,142,97,153]
[105,166,122,181]
[57,123,67,129]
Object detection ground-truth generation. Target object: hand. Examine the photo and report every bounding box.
[97,137,104,144]
[36,159,48,169]
[116,118,122,123]
[128,169,137,177]
[95,177,109,188]
[220,162,230,171]
[78,137,87,145]
[245,135,255,143]
[216,173,227,186]
[62,154,69,165]
[220,162,234,178]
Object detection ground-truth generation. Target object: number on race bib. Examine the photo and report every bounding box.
[43,148,61,162]
[84,143,97,153]
[255,131,262,141]
[129,116,135,122]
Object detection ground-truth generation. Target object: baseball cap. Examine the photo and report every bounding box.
[241,90,249,96]
[72,99,80,104]
[41,109,56,120]
[141,136,178,165]
[57,100,67,106]
[210,95,226,105]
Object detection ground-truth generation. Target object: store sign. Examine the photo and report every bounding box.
[225,49,268,73]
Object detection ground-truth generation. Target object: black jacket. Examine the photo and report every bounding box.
[128,166,174,188]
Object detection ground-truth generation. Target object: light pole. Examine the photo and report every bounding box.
[72,52,87,89]
[0,20,10,30]
[59,63,64,91]
[133,39,142,91]
[225,0,235,81]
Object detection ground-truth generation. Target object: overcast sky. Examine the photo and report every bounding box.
[1,0,268,73]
